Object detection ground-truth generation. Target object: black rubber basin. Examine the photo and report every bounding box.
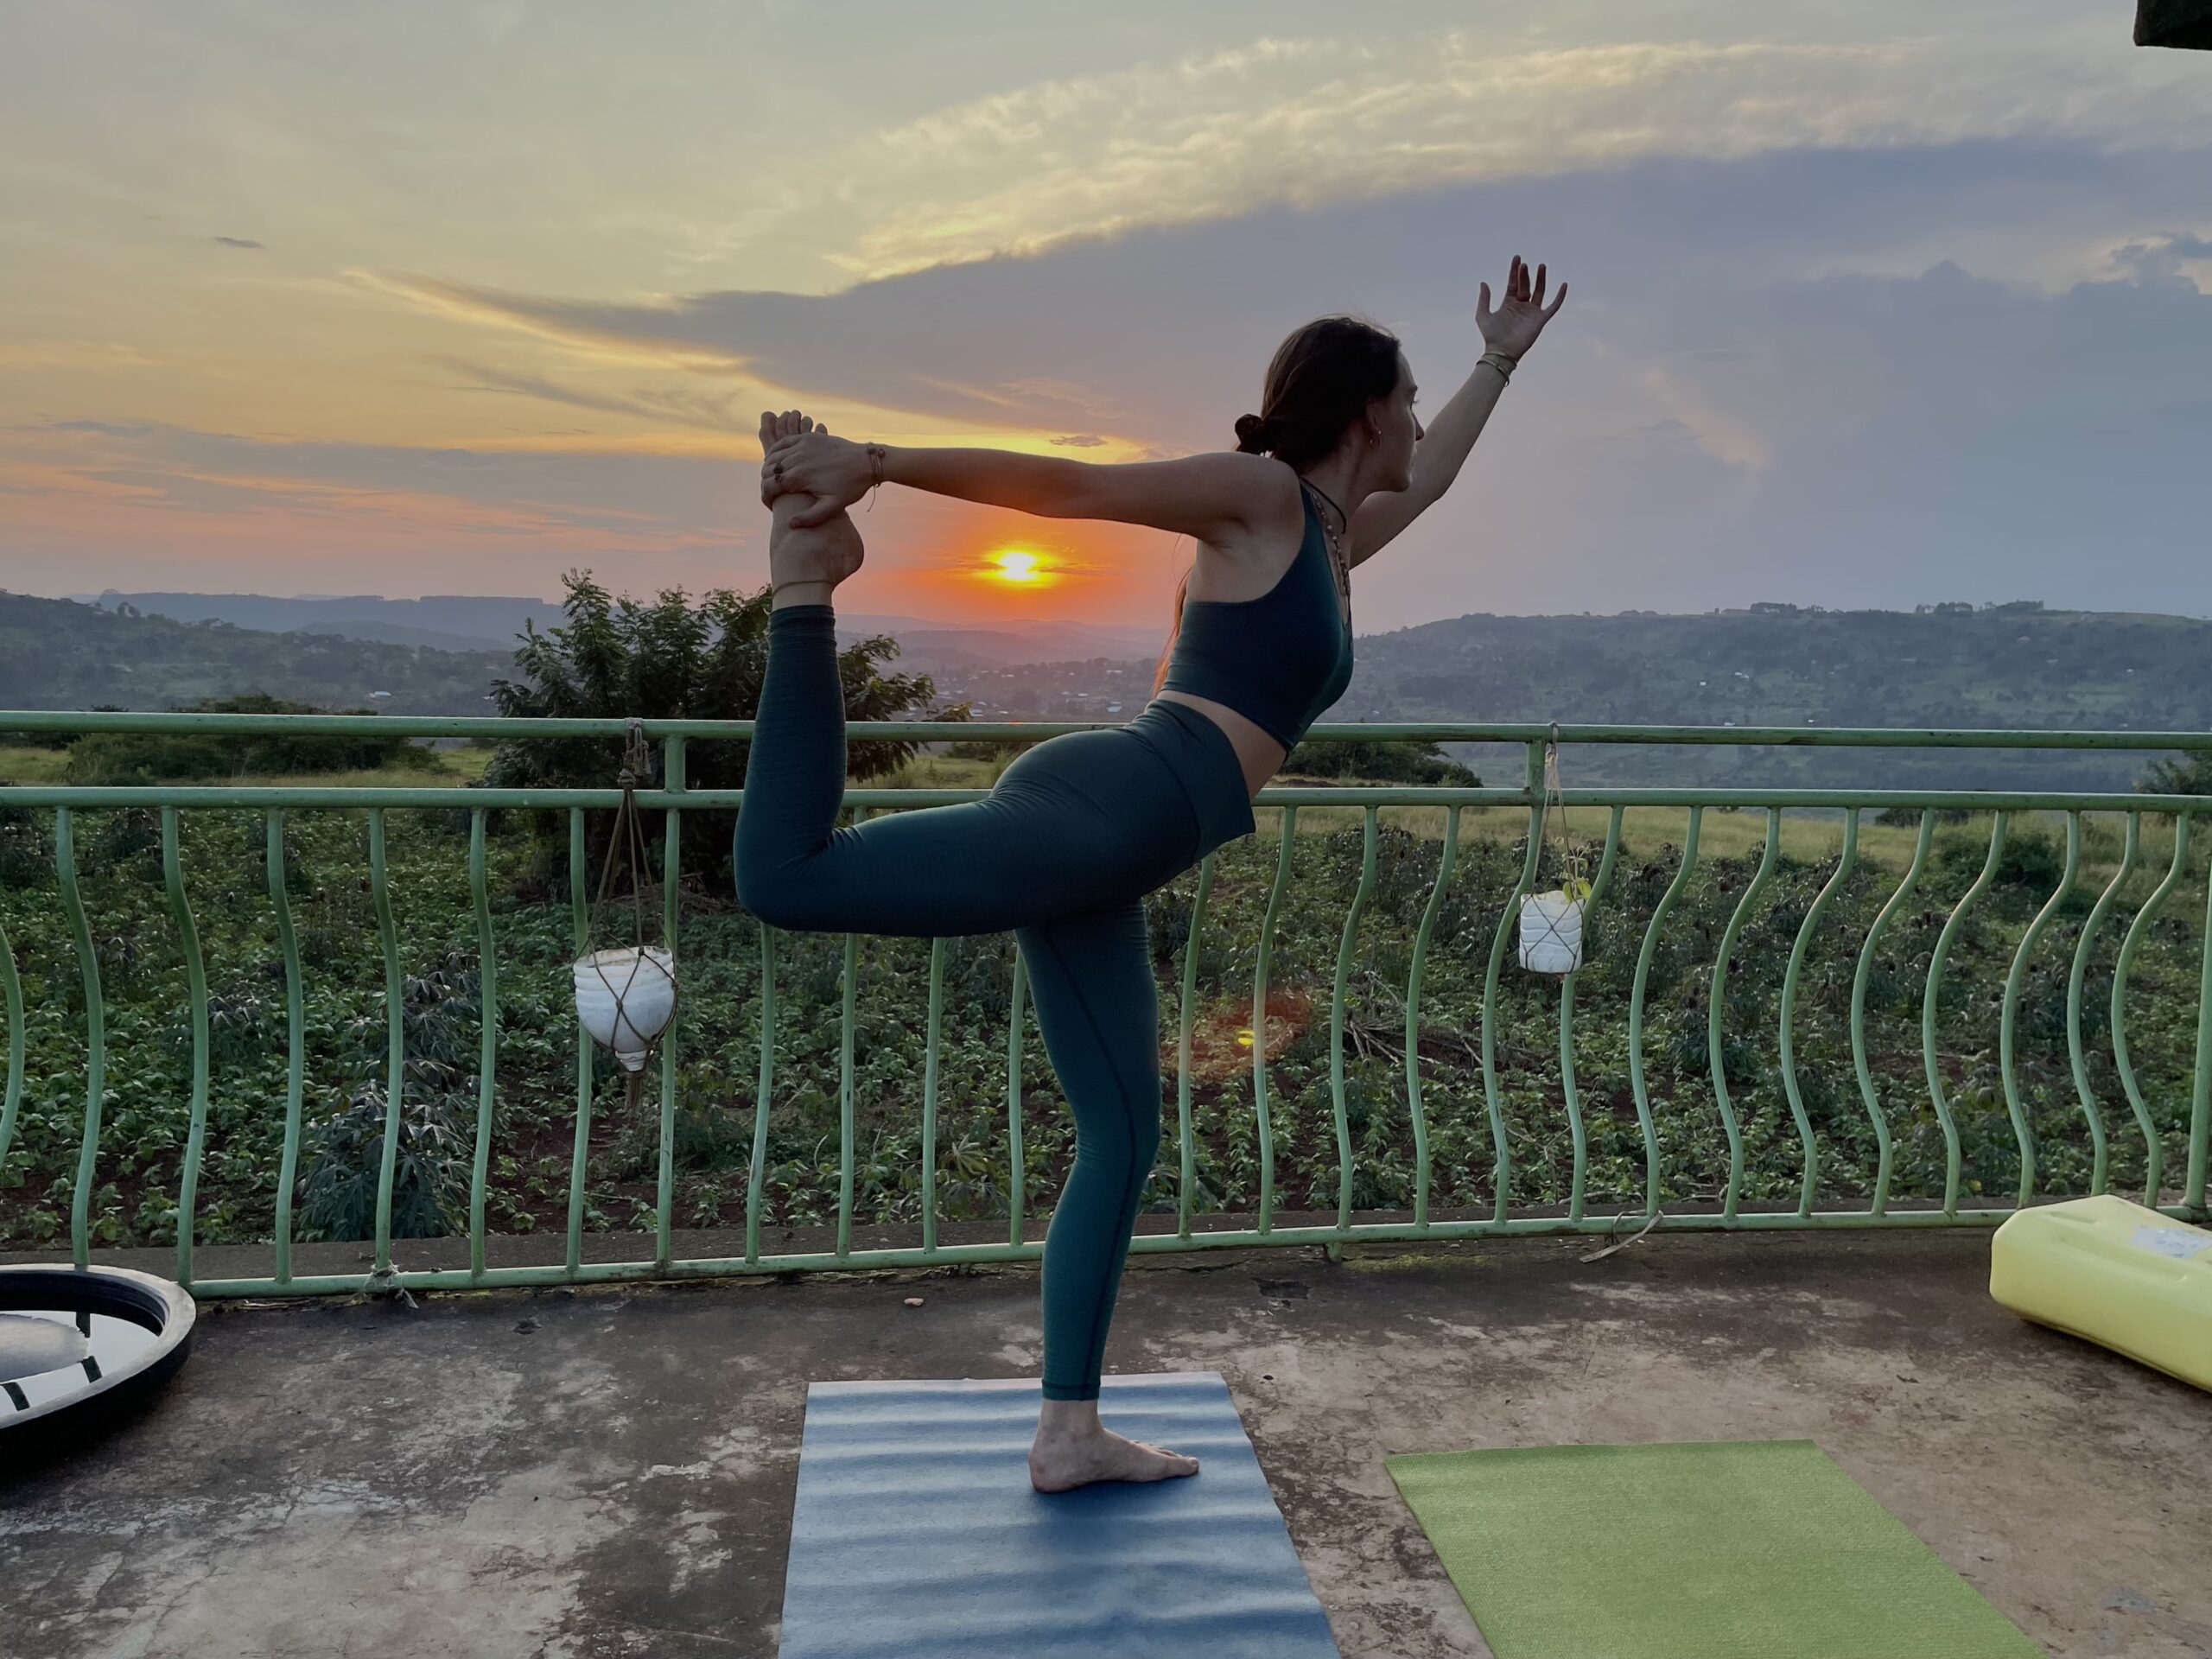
[0,1264,195,1474]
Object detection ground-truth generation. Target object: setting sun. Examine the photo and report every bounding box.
[988,549,1051,586]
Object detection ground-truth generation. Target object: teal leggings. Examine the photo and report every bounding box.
[736,605,1255,1400]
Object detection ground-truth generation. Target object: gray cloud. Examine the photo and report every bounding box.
[211,235,264,250]
[384,137,2212,622]
[2111,230,2212,286]
[442,360,756,435]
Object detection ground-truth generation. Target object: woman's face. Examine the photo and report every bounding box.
[1368,351,1424,490]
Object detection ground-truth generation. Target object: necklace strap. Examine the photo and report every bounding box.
[1300,474,1347,532]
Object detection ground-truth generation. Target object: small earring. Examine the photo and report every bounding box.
[1367,429,1377,445]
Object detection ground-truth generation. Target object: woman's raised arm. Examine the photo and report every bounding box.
[760,415,1278,540]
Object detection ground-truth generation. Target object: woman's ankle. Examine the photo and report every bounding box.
[1034,1396,1103,1440]
[771,582,836,611]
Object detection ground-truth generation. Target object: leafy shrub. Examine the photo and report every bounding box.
[63,694,407,785]
[1935,825,2067,893]
[0,785,48,890]
[2137,751,2212,795]
[1281,738,1478,786]
[296,1084,472,1243]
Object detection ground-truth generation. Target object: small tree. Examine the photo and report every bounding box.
[2137,752,2212,795]
[481,570,966,885]
[1280,736,1479,787]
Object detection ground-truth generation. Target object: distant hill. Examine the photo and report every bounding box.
[836,612,1162,671]
[1336,604,2212,791]
[1,591,508,715]
[8,590,2208,792]
[73,591,569,653]
[70,592,1163,671]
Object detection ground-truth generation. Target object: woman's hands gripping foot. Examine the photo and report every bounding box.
[760,409,864,606]
[1028,1402,1201,1493]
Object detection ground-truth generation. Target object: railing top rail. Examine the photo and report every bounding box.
[3,784,2209,813]
[4,709,2212,751]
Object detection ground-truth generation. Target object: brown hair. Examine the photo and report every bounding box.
[1152,315,1401,694]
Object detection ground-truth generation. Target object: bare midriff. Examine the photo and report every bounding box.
[1152,690,1287,800]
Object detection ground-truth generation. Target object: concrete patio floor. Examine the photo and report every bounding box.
[2,1225,2207,1658]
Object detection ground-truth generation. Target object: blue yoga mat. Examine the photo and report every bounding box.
[778,1370,1340,1659]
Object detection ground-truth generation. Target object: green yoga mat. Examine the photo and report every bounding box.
[1384,1440,2042,1659]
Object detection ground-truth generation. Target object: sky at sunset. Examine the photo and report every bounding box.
[3,2,2210,632]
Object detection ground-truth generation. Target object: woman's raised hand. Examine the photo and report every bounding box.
[1476,254,1567,361]
[760,410,871,527]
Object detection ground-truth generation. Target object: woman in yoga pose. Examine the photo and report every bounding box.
[746,256,1566,1493]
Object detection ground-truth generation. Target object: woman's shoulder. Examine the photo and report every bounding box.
[1196,460,1305,573]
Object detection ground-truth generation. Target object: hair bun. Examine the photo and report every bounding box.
[1234,412,1274,453]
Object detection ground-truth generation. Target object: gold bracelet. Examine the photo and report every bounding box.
[865,442,887,511]
[1479,350,1516,384]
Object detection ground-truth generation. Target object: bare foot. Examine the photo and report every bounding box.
[760,409,863,601]
[1027,1423,1200,1493]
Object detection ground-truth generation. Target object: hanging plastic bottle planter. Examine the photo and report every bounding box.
[1517,731,1592,976]
[573,720,678,1086]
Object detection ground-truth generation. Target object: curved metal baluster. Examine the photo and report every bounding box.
[1628,808,1701,1218]
[1708,808,1779,1223]
[1851,811,1933,1216]
[1480,803,1545,1222]
[834,806,867,1262]
[2113,816,2188,1206]
[921,935,945,1256]
[371,809,406,1276]
[656,738,683,1268]
[469,809,499,1282]
[1251,806,1297,1235]
[56,810,104,1270]
[268,810,306,1285]
[836,937,860,1259]
[2191,823,2212,1215]
[2067,813,2136,1196]
[1404,806,1463,1230]
[1328,813,1378,1231]
[1924,811,2007,1218]
[1175,855,1215,1240]
[1007,950,1030,1246]
[1557,807,1623,1225]
[565,808,591,1274]
[1999,812,2079,1205]
[1781,810,1859,1218]
[0,910,22,1183]
[161,810,211,1287]
[744,923,778,1266]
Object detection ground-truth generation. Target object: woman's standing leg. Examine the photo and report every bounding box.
[1018,900,1202,1491]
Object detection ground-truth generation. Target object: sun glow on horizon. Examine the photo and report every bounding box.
[984,548,1056,588]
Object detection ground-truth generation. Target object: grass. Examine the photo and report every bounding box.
[881,754,2195,884]
[0,741,492,790]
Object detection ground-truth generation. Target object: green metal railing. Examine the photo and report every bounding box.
[3,711,2209,1300]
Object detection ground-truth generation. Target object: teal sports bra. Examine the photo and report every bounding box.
[1158,480,1355,749]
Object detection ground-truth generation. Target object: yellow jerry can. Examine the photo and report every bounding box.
[1989,1194,2212,1392]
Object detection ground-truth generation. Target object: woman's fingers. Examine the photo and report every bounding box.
[1544,280,1567,318]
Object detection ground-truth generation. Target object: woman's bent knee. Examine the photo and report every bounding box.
[735,861,821,932]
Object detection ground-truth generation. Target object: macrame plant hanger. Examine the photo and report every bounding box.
[1517,724,1590,975]
[572,717,679,1115]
